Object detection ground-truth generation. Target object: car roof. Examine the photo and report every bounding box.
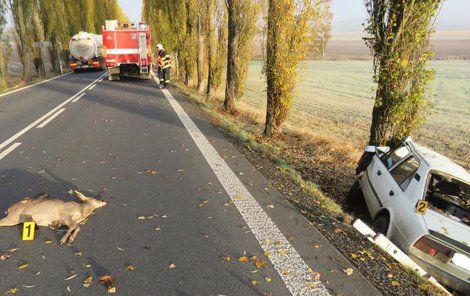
[407,140,470,183]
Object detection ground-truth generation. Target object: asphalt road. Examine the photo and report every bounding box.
[0,71,380,295]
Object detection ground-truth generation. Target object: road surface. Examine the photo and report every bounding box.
[0,71,380,295]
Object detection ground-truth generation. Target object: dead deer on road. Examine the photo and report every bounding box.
[0,191,107,244]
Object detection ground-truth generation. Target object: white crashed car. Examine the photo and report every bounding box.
[359,138,469,293]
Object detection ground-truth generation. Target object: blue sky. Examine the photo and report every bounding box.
[118,0,470,32]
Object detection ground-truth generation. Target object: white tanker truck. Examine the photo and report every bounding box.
[68,31,104,72]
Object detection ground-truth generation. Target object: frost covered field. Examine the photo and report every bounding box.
[243,60,470,168]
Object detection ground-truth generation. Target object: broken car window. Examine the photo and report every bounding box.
[426,173,470,226]
[390,156,420,191]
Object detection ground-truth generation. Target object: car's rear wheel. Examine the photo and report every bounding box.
[372,214,389,236]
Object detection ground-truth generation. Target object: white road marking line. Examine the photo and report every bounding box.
[98,78,104,82]
[36,108,66,128]
[0,142,22,160]
[155,75,329,295]
[72,93,87,103]
[0,73,107,151]
[88,84,97,90]
[0,72,72,98]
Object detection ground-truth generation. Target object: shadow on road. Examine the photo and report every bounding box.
[0,167,79,215]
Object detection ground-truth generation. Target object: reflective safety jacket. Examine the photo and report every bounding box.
[157,50,171,69]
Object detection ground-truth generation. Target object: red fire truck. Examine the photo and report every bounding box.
[101,20,152,81]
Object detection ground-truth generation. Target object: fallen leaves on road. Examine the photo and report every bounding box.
[311,272,321,281]
[145,169,159,175]
[306,282,319,289]
[221,256,231,262]
[23,285,35,289]
[238,256,249,263]
[198,200,208,207]
[252,257,266,269]
[4,288,18,295]
[266,204,275,209]
[65,274,78,281]
[82,263,92,268]
[83,276,93,288]
[124,265,136,271]
[116,247,125,251]
[391,281,400,286]
[168,263,176,269]
[44,239,53,244]
[251,280,258,286]
[99,275,116,293]
[265,277,272,283]
[0,254,10,261]
[18,261,29,269]
[343,268,354,276]
[138,216,146,220]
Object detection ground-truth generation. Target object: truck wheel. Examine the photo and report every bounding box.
[372,214,389,236]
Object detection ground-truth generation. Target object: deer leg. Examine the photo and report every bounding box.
[68,226,81,244]
[60,224,78,245]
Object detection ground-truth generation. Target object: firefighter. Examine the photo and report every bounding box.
[156,44,171,88]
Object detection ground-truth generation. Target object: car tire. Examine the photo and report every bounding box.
[372,214,389,236]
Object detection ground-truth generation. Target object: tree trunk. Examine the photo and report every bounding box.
[223,1,238,114]
[206,0,215,100]
[32,9,47,78]
[196,0,204,93]
[16,0,32,82]
[0,49,8,90]
[263,0,278,136]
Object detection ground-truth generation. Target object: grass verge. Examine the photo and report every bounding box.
[172,80,448,296]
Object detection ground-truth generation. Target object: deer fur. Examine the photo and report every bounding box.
[0,191,107,244]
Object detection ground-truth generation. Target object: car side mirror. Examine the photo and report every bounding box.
[364,146,390,154]
[377,146,390,154]
[364,146,377,153]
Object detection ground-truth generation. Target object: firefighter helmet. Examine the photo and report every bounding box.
[156,44,163,51]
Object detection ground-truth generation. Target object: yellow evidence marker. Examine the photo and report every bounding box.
[22,222,36,240]
[416,200,429,215]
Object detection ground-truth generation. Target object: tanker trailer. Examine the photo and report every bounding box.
[69,32,104,72]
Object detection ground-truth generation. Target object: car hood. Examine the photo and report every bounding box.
[422,209,470,249]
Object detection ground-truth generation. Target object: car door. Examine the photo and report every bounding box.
[368,143,411,208]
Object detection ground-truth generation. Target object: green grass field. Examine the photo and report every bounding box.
[242,60,470,168]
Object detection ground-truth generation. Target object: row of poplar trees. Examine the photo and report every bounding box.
[144,0,442,166]
[0,0,128,90]
[142,0,333,136]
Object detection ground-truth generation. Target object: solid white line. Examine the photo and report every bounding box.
[98,78,104,82]
[0,72,72,98]
[36,108,66,128]
[88,84,97,90]
[0,142,22,160]
[154,74,329,295]
[0,73,107,151]
[72,93,87,103]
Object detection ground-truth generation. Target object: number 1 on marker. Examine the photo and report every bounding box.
[22,222,36,240]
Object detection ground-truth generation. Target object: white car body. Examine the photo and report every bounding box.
[359,138,470,293]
